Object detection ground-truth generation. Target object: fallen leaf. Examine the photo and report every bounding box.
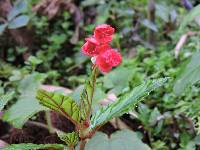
[41,85,72,95]
[0,140,8,149]
[99,93,117,106]
[174,32,197,58]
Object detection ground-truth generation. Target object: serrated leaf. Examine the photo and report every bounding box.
[3,73,47,128]
[0,24,7,35]
[57,131,79,146]
[174,52,200,95]
[2,143,67,150]
[8,15,29,29]
[7,0,28,21]
[85,130,151,150]
[90,78,168,129]
[179,4,200,30]
[36,90,81,125]
[0,91,15,111]
[80,66,98,121]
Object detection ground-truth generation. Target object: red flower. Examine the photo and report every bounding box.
[95,49,122,73]
[81,37,99,56]
[81,24,122,73]
[94,24,115,43]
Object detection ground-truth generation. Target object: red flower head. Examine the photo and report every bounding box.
[81,37,99,56]
[94,24,115,44]
[95,49,122,73]
[81,24,122,73]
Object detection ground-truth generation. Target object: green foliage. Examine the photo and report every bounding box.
[0,24,7,35]
[2,143,67,150]
[103,67,135,95]
[25,56,43,71]
[155,3,177,23]
[81,0,105,7]
[0,91,15,111]
[8,15,30,29]
[90,78,168,129]
[141,19,158,32]
[7,0,28,21]
[36,89,81,125]
[85,130,150,150]
[57,131,79,146]
[174,51,200,95]
[3,73,47,128]
[0,0,29,34]
[179,4,200,30]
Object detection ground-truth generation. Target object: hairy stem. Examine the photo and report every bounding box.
[79,139,87,150]
[87,65,98,119]
[69,145,75,150]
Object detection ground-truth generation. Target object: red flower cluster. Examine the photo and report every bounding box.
[82,24,122,73]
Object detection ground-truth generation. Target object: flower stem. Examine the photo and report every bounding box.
[79,139,87,150]
[69,145,75,150]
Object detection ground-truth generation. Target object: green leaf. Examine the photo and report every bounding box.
[8,15,29,29]
[80,66,98,121]
[3,73,47,128]
[96,4,110,24]
[81,0,104,7]
[7,0,27,21]
[25,56,42,66]
[57,131,79,146]
[36,89,81,125]
[149,107,161,126]
[2,143,67,150]
[155,4,170,22]
[0,91,15,111]
[174,52,200,95]
[103,67,134,95]
[85,130,151,150]
[90,78,168,129]
[142,19,158,32]
[179,4,200,30]
[0,24,7,35]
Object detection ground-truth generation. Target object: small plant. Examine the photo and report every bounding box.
[34,24,166,150]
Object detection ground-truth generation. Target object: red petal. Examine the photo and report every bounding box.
[85,37,100,45]
[81,41,98,56]
[95,49,122,73]
[96,55,112,73]
[96,44,111,54]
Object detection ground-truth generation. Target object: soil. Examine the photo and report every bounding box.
[0,111,123,146]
